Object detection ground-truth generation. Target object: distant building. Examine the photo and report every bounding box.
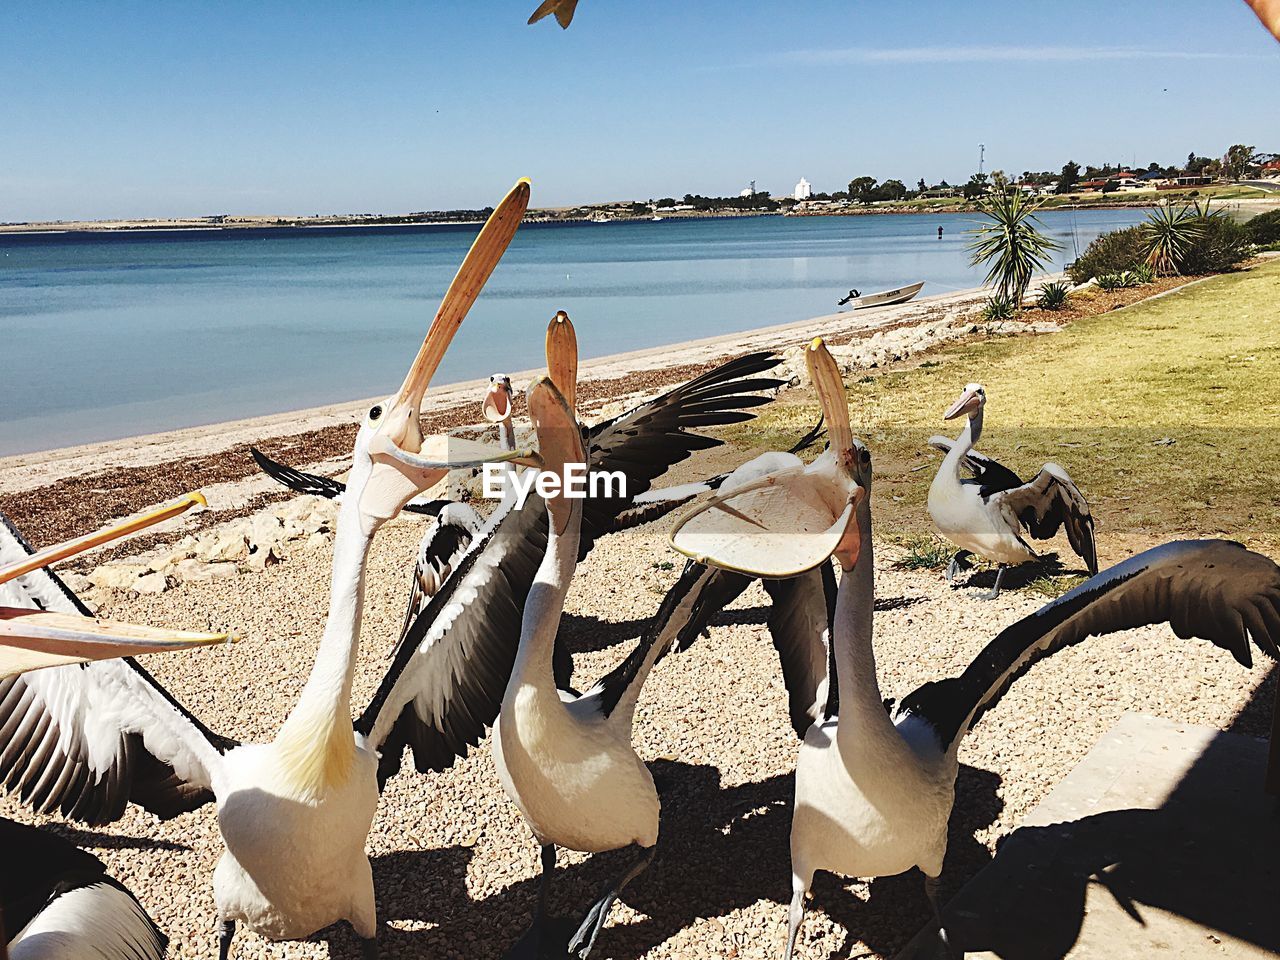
[739,188,754,197]
[794,177,812,201]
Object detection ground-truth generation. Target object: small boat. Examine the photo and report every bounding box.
[652,215,664,222]
[837,280,925,310]
[590,214,612,224]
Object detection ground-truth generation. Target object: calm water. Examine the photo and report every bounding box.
[0,208,1148,455]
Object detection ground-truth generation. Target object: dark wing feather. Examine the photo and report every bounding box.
[392,510,480,659]
[928,436,1025,497]
[897,540,1280,752]
[251,447,346,500]
[528,0,578,27]
[0,512,232,826]
[358,498,548,786]
[358,353,783,782]
[993,463,1099,573]
[762,562,837,736]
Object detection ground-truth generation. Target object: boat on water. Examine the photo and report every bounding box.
[837,280,925,310]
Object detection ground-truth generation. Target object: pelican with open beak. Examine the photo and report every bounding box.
[0,493,233,678]
[669,337,864,577]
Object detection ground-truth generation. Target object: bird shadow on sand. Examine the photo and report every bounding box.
[314,759,1003,960]
[36,822,190,853]
[557,610,650,656]
[953,554,1082,594]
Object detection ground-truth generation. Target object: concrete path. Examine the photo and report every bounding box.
[898,714,1280,959]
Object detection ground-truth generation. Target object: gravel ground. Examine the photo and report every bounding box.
[3,450,1274,960]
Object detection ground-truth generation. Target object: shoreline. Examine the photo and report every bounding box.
[1,282,991,496]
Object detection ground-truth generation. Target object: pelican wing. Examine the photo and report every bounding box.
[1,816,167,960]
[927,436,1024,496]
[897,540,1280,752]
[762,562,838,736]
[528,0,579,27]
[358,499,547,785]
[251,447,346,501]
[992,462,1098,573]
[392,506,482,659]
[0,514,232,825]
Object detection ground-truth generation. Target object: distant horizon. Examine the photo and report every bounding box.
[2,1,1275,222]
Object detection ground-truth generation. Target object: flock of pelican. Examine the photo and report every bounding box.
[3,180,1278,960]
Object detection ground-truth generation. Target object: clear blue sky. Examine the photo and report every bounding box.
[2,1,1276,221]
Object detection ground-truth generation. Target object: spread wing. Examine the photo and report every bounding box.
[991,462,1098,573]
[763,562,837,736]
[928,436,1024,497]
[896,540,1280,752]
[0,513,232,825]
[251,447,448,516]
[528,0,579,27]
[358,352,783,783]
[392,506,482,659]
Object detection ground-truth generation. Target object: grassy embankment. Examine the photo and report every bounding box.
[727,259,1280,580]
[892,183,1273,213]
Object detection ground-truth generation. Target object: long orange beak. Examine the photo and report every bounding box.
[0,492,207,586]
[545,310,579,415]
[0,491,234,677]
[381,179,531,460]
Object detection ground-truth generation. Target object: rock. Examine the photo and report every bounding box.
[88,564,150,592]
[134,572,168,594]
[174,559,239,582]
[195,527,249,563]
[249,513,284,550]
[304,532,333,552]
[60,572,91,594]
[242,546,282,573]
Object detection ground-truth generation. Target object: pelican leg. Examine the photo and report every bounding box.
[360,935,378,960]
[783,875,808,960]
[568,843,656,958]
[924,874,960,959]
[217,918,236,960]
[945,550,972,584]
[981,565,1006,601]
[503,844,561,959]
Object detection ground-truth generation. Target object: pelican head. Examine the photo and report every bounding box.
[349,179,534,531]
[669,337,866,576]
[944,382,986,421]
[545,310,579,414]
[484,375,515,424]
[525,376,584,534]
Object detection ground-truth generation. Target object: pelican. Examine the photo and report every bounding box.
[528,0,579,28]
[0,180,536,958]
[927,382,1098,598]
[2,498,234,960]
[676,343,1280,960]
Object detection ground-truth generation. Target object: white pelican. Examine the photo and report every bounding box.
[2,498,234,960]
[0,180,535,958]
[677,344,1280,960]
[927,382,1098,598]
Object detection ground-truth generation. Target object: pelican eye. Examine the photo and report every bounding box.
[369,405,383,421]
[860,448,871,465]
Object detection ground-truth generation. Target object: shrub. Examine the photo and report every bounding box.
[1096,271,1140,291]
[1245,209,1280,246]
[1067,226,1146,284]
[967,190,1061,303]
[1143,203,1204,276]
[1178,216,1251,274]
[982,296,1017,320]
[1036,280,1072,310]
[1131,263,1155,284]
[894,534,954,571]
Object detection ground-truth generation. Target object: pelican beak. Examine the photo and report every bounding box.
[0,610,234,679]
[833,484,866,571]
[368,179,533,506]
[0,492,208,587]
[0,491,234,678]
[944,386,982,421]
[483,378,514,423]
[806,337,854,472]
[525,376,582,533]
[545,311,579,415]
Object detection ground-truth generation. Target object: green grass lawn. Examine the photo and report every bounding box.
[729,260,1280,561]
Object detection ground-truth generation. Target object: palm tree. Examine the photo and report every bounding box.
[1143,202,1204,276]
[967,189,1061,306]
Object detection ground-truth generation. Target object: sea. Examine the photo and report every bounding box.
[0,207,1149,456]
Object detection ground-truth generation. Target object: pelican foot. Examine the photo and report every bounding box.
[945,551,972,584]
[979,565,1006,601]
[361,936,378,960]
